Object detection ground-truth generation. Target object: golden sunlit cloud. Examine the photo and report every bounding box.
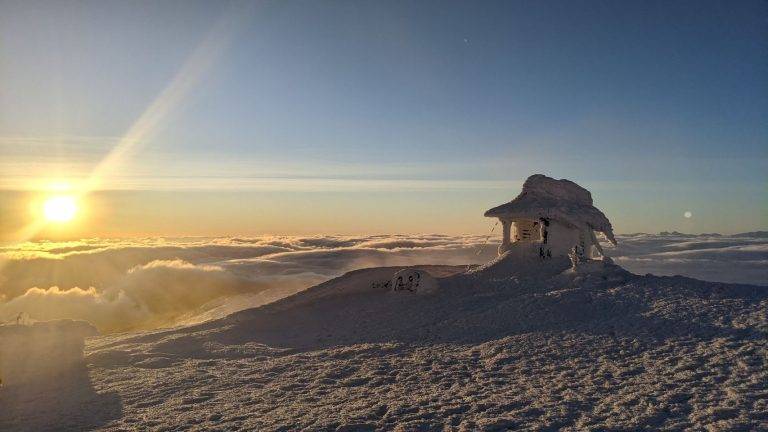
[43,195,78,223]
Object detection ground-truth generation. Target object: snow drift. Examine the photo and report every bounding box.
[0,320,121,431]
[0,319,97,386]
[78,259,767,431]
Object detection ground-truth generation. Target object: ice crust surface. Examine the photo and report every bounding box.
[3,257,765,431]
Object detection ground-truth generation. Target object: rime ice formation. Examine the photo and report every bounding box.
[0,320,118,432]
[485,174,616,259]
[0,320,97,387]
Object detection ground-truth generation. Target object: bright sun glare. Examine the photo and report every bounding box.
[43,195,78,222]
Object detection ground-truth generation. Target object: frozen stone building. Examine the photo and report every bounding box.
[484,174,617,260]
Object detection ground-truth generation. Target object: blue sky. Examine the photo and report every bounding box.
[0,0,765,237]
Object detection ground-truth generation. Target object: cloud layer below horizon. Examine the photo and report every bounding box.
[0,232,765,332]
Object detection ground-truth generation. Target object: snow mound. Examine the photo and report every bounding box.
[81,264,767,431]
[389,268,439,295]
[0,320,97,387]
[48,261,768,431]
[0,320,121,432]
[485,174,617,244]
[470,249,574,279]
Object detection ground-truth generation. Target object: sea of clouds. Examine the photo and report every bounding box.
[0,232,765,333]
[608,231,767,286]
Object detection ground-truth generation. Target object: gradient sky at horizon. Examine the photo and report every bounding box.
[1,0,766,239]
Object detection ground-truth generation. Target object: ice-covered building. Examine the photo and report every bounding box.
[484,174,617,260]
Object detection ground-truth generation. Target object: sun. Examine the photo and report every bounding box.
[43,195,78,222]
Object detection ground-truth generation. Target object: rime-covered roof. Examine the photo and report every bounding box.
[485,174,617,245]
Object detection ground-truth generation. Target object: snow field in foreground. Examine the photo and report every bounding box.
[1,260,766,431]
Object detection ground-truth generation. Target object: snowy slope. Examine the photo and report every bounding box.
[2,260,766,431]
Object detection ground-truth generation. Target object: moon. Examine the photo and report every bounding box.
[684,211,692,219]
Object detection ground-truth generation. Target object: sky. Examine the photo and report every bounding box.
[0,0,766,240]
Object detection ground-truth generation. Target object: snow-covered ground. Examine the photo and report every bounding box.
[2,257,765,431]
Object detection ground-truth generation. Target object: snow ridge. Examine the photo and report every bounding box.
[57,260,768,432]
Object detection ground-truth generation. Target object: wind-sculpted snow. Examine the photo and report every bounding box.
[0,320,123,431]
[0,232,765,332]
[485,174,617,244]
[61,261,768,431]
